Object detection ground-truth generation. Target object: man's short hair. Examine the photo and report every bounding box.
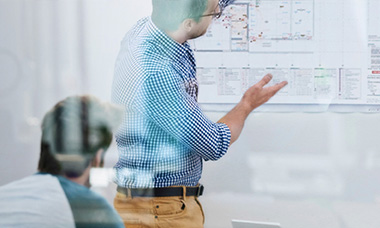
[38,95,123,177]
[152,0,208,31]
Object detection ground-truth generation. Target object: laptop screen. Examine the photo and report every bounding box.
[232,220,282,228]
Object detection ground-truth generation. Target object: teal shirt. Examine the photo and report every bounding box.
[56,176,124,228]
[39,173,124,228]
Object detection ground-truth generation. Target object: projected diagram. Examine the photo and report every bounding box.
[368,0,380,105]
[194,0,314,52]
[193,3,250,51]
[250,0,314,40]
[196,67,364,105]
[192,0,380,112]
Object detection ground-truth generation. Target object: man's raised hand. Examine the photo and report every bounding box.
[242,74,288,111]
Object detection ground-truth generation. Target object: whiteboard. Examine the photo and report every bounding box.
[192,0,380,112]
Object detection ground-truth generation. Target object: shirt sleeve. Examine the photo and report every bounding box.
[134,68,231,161]
[220,0,235,9]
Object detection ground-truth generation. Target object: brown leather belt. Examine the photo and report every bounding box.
[117,184,204,197]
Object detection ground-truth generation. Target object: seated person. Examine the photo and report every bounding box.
[0,95,124,228]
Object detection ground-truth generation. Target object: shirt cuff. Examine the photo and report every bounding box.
[217,122,231,155]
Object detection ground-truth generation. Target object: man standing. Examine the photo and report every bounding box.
[0,95,124,228]
[111,0,288,227]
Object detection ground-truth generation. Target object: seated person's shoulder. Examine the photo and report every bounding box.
[57,176,124,228]
[0,174,75,228]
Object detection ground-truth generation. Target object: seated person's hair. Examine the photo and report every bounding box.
[38,95,122,178]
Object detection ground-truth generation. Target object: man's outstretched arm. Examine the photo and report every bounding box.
[218,74,288,145]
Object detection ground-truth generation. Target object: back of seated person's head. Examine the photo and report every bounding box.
[38,95,123,178]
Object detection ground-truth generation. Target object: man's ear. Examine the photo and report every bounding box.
[182,18,195,33]
[92,149,104,168]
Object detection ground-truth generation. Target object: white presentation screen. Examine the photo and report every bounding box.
[192,0,380,112]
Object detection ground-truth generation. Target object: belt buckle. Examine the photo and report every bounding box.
[196,184,204,197]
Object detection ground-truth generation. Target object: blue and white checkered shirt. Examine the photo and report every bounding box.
[112,0,234,188]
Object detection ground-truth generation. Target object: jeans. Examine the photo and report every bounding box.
[114,189,205,228]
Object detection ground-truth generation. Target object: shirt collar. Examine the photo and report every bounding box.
[146,17,191,60]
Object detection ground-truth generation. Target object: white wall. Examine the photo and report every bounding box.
[1,1,380,228]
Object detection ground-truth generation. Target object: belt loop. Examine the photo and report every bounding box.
[127,188,132,199]
[182,186,187,201]
[196,184,204,197]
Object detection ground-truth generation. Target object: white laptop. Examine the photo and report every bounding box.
[232,220,281,228]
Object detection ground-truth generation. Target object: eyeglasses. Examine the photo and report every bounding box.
[201,2,223,19]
